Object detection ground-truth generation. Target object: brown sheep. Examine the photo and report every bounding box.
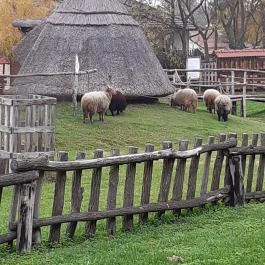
[109,90,127,116]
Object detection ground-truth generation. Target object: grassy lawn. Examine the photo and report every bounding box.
[56,100,265,157]
[1,99,265,264]
[1,203,265,265]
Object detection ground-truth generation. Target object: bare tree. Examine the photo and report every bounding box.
[127,0,205,60]
[185,0,214,60]
[214,0,260,49]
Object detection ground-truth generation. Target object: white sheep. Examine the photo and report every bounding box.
[203,89,221,114]
[214,94,232,122]
[81,87,115,123]
[170,88,198,113]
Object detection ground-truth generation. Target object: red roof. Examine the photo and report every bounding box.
[0,57,9,64]
[213,49,265,58]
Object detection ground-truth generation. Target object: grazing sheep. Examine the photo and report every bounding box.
[214,94,232,122]
[81,87,115,123]
[170,88,198,112]
[109,90,127,116]
[203,89,221,113]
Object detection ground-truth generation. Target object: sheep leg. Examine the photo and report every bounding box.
[89,113,93,123]
[83,112,87,123]
[110,110,114,116]
[117,109,120,115]
[98,112,104,122]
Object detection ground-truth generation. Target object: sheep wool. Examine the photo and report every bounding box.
[170,88,198,112]
[214,94,232,122]
[203,89,221,113]
[109,90,127,116]
[81,87,115,123]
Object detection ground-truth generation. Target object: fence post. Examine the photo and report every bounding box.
[16,181,37,253]
[85,149,104,237]
[172,139,189,216]
[139,144,154,225]
[243,71,247,118]
[122,146,138,231]
[157,141,174,217]
[231,70,235,95]
[107,149,120,236]
[200,136,215,197]
[49,152,68,244]
[246,134,259,192]
[32,171,44,245]
[228,155,245,207]
[66,152,86,238]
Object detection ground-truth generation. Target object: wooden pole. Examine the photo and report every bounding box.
[106,149,120,236]
[66,152,86,238]
[157,141,174,217]
[139,144,154,224]
[85,149,104,237]
[49,152,68,244]
[32,171,44,245]
[122,147,138,231]
[231,70,235,95]
[16,181,36,253]
[72,54,79,116]
[243,71,247,118]
[228,155,245,206]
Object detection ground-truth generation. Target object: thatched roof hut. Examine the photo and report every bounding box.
[12,0,174,97]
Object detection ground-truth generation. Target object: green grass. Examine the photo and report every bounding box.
[1,100,265,264]
[1,203,265,265]
[56,100,265,157]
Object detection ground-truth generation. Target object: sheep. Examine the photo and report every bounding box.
[108,90,127,116]
[214,94,232,122]
[81,87,115,123]
[203,89,221,114]
[170,88,198,112]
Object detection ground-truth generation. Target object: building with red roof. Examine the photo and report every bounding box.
[213,49,265,70]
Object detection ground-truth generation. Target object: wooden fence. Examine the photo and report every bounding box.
[1,133,265,252]
[164,68,265,94]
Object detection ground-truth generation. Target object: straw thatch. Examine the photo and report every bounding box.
[11,0,174,97]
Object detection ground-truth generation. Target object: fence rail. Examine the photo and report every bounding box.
[164,68,265,94]
[0,133,265,252]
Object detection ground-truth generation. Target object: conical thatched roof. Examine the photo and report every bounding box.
[12,0,174,97]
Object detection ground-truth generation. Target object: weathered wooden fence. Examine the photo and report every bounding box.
[164,68,265,94]
[0,95,57,166]
[1,133,265,252]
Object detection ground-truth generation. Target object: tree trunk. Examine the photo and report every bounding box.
[179,28,188,61]
[203,36,210,61]
[261,5,265,47]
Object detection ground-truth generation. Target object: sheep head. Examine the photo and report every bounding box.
[105,86,116,100]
